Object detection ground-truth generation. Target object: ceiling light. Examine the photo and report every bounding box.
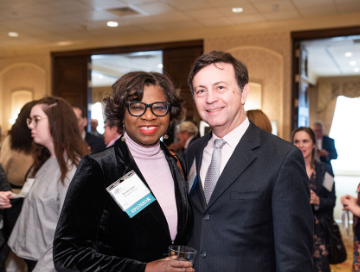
[345,52,353,57]
[107,21,118,27]
[8,32,18,37]
[350,61,357,66]
[232,7,243,13]
[354,68,360,72]
[158,64,163,69]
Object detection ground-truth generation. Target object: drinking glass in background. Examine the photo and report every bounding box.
[168,245,197,265]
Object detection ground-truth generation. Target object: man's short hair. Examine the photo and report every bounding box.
[179,121,198,135]
[105,119,122,134]
[72,105,87,118]
[188,51,249,96]
[313,121,324,130]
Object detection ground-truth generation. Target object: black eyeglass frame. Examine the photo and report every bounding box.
[125,101,170,117]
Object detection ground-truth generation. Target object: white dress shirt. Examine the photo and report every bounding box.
[200,118,250,188]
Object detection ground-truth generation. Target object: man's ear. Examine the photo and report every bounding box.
[241,84,250,105]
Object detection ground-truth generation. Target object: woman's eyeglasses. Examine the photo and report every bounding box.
[126,101,170,117]
[26,116,48,127]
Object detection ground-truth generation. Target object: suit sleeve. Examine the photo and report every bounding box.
[53,155,146,272]
[272,147,314,272]
[327,138,338,161]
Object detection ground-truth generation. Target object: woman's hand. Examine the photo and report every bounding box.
[341,195,360,217]
[145,257,194,272]
[310,190,320,205]
[0,191,14,209]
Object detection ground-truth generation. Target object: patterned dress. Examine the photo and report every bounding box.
[310,171,330,272]
[352,183,360,271]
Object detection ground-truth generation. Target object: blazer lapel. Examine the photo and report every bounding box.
[114,137,171,242]
[206,123,260,209]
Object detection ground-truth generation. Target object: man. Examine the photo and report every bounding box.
[186,51,313,272]
[73,106,105,153]
[103,119,122,147]
[90,119,103,138]
[312,121,338,168]
[168,121,199,160]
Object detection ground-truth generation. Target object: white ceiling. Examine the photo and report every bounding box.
[2,0,360,48]
[303,36,360,82]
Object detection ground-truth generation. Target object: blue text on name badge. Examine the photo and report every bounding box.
[125,193,156,218]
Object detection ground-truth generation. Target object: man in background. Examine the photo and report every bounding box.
[168,121,199,160]
[90,119,103,138]
[103,119,122,147]
[312,121,338,169]
[73,106,105,153]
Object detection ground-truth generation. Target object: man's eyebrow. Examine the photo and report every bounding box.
[194,84,206,89]
[214,81,227,85]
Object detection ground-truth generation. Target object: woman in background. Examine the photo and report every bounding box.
[292,127,335,272]
[246,109,272,133]
[0,97,89,272]
[0,100,38,271]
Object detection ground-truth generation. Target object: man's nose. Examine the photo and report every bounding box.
[206,90,218,103]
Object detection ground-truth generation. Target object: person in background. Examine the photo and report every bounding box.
[292,127,335,272]
[53,71,193,272]
[168,121,199,160]
[103,118,122,147]
[246,109,272,133]
[185,51,313,272]
[341,190,360,270]
[0,97,89,272]
[0,100,38,271]
[0,165,11,272]
[73,106,105,153]
[90,119,103,138]
[312,121,338,169]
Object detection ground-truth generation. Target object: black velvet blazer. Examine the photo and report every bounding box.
[53,136,193,272]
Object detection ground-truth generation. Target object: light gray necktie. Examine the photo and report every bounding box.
[204,138,226,203]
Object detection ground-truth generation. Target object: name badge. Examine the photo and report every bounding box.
[187,158,197,196]
[106,171,156,218]
[13,178,35,198]
[323,172,334,192]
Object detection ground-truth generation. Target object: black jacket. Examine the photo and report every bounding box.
[85,132,106,153]
[53,136,193,272]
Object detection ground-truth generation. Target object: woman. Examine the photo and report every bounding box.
[246,109,272,133]
[53,71,194,272]
[0,100,38,271]
[341,188,360,271]
[292,127,335,272]
[0,97,89,272]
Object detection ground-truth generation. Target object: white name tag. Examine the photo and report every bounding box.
[322,172,334,192]
[106,171,156,218]
[13,178,35,198]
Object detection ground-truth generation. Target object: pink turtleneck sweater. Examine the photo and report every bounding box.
[125,132,178,242]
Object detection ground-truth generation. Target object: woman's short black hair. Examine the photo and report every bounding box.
[104,71,185,129]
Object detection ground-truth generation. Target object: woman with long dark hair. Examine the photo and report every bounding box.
[292,127,336,272]
[53,71,194,272]
[0,97,89,272]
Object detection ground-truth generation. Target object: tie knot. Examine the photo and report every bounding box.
[214,138,226,149]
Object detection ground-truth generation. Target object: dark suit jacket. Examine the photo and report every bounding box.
[53,137,193,272]
[312,161,336,236]
[85,132,106,153]
[320,135,338,166]
[186,122,313,272]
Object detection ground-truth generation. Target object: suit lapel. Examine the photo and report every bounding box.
[206,123,260,210]
[114,137,171,242]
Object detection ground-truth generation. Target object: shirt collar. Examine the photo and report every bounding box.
[210,117,250,149]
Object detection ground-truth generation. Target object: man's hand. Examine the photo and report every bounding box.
[0,191,14,209]
[310,190,320,205]
[145,257,194,272]
[318,149,329,158]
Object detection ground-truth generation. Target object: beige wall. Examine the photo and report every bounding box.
[0,54,51,133]
[1,12,360,138]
